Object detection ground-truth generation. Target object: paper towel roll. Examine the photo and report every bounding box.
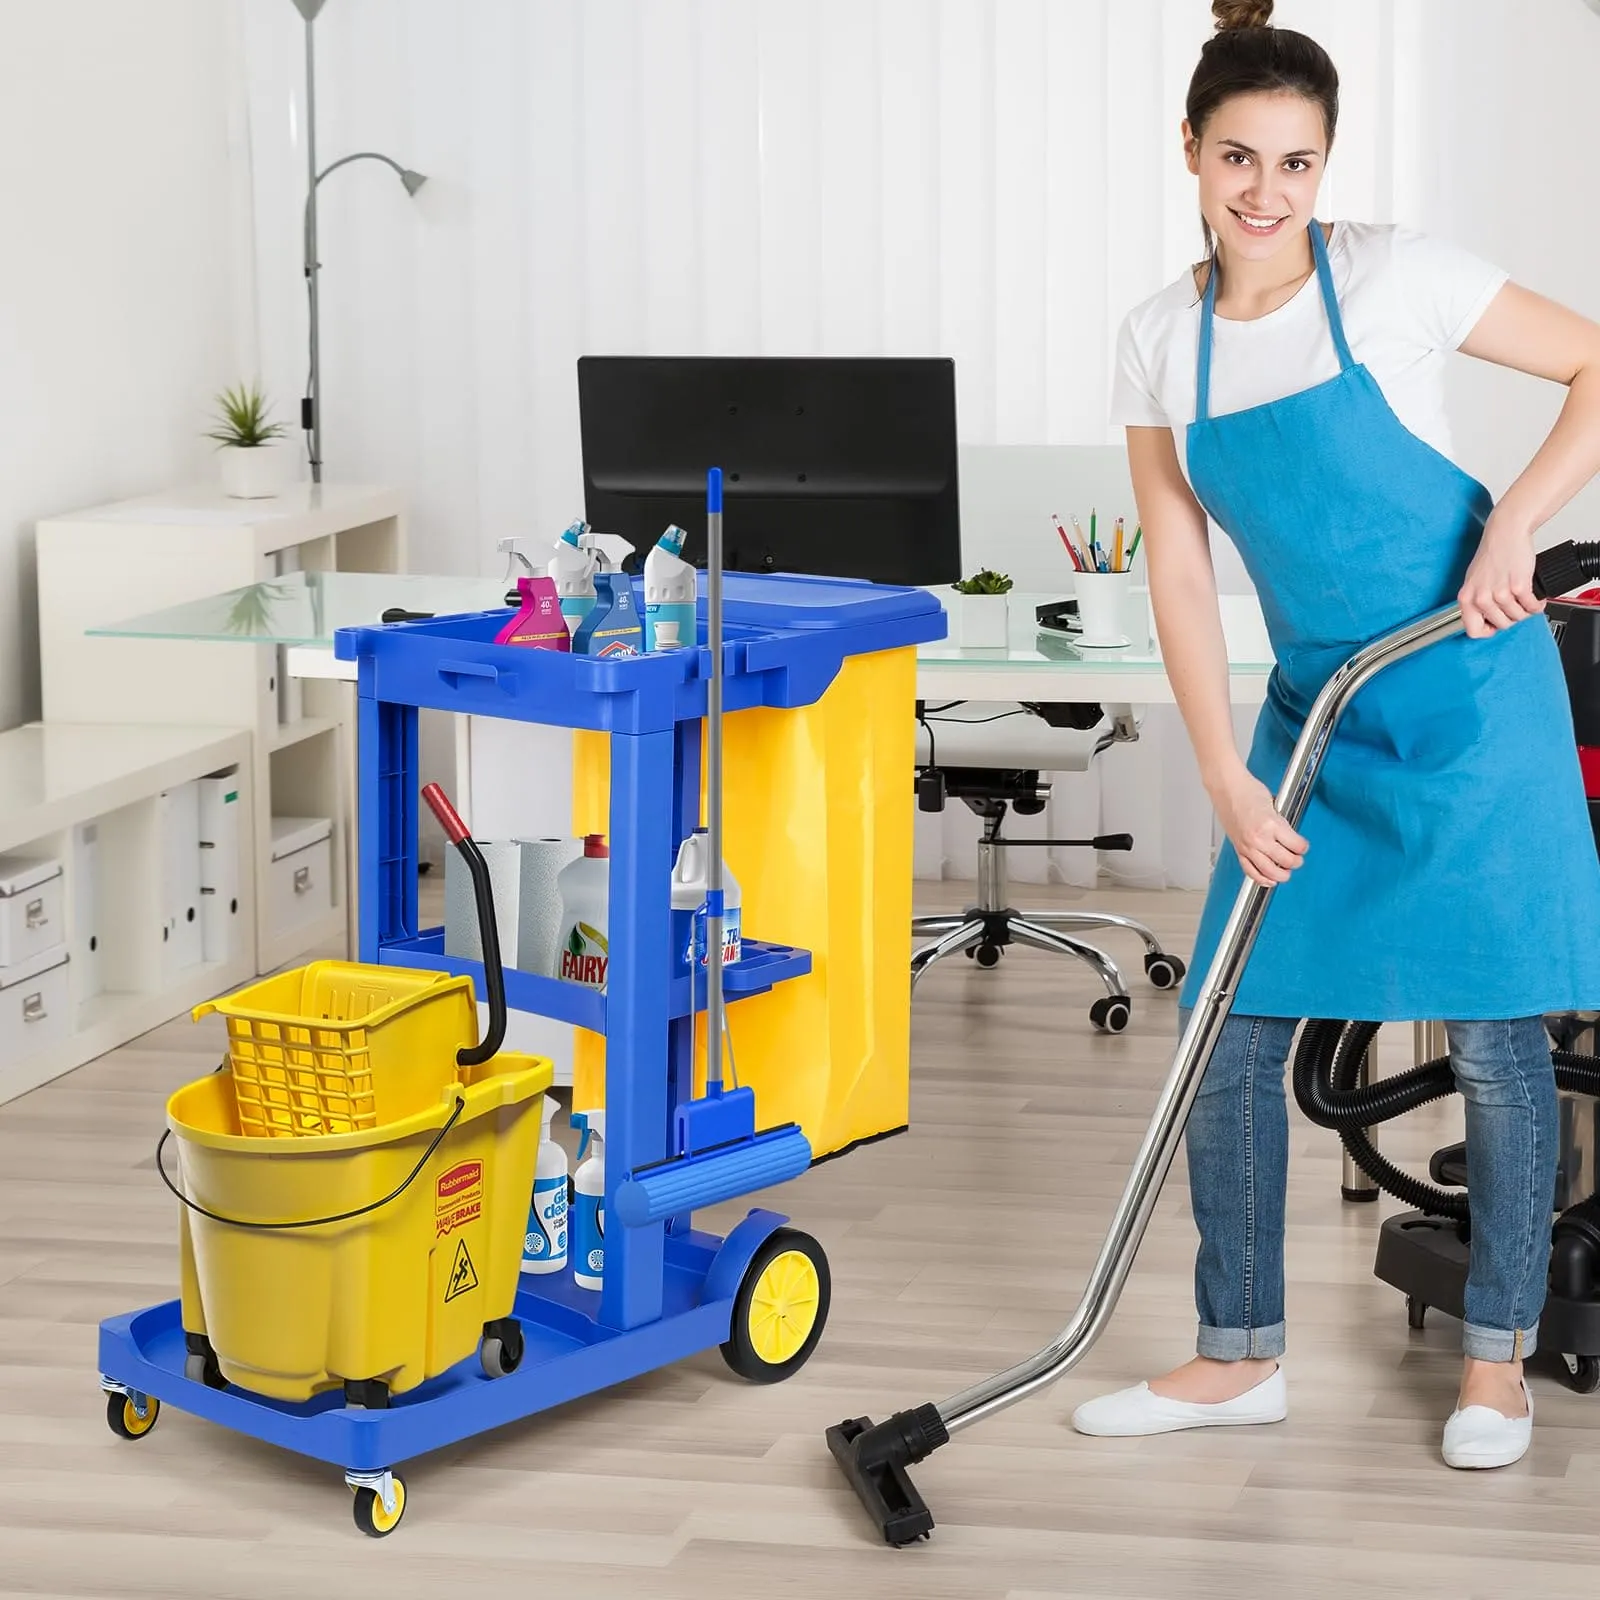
[515,837,581,979]
[444,839,525,965]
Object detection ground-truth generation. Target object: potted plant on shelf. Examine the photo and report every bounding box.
[206,382,289,499]
[952,568,1013,648]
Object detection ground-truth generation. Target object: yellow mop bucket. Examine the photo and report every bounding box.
[167,1051,551,1403]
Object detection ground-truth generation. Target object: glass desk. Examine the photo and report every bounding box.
[916,589,1274,705]
[88,570,512,658]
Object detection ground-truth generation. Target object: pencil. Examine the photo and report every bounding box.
[1055,522,1083,571]
[1126,525,1143,568]
[1090,508,1098,566]
[1113,521,1124,573]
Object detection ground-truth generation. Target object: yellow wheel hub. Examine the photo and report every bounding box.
[121,1398,157,1437]
[747,1249,821,1365]
[370,1478,405,1533]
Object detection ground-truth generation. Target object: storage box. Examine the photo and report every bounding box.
[269,817,333,937]
[0,943,70,1064]
[0,855,64,969]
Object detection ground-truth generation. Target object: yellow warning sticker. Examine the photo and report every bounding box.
[444,1237,479,1302]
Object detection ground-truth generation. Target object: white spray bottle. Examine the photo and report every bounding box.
[522,1095,569,1274]
[644,524,698,651]
[570,1108,606,1290]
[547,519,599,634]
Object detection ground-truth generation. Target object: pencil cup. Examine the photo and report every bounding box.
[1073,570,1134,647]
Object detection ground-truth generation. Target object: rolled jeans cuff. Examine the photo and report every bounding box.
[1462,1321,1536,1363]
[1196,1320,1286,1361]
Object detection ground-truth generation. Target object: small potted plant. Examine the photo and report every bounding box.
[207,381,289,499]
[952,568,1013,648]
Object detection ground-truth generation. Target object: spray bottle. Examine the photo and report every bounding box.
[522,1095,569,1273]
[547,519,599,634]
[570,1109,606,1290]
[644,524,698,652]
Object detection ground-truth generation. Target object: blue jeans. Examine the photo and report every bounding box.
[1182,1012,1556,1364]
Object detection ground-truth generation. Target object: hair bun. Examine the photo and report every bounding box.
[1212,0,1274,29]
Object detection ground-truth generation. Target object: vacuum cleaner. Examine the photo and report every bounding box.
[826,538,1600,1546]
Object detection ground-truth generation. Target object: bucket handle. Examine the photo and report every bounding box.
[154,1096,465,1231]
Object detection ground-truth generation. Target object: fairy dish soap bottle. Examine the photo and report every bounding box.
[570,1109,606,1291]
[552,835,610,991]
[522,1094,569,1274]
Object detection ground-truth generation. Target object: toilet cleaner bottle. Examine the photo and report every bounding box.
[547,519,598,634]
[522,1095,569,1274]
[570,1109,606,1290]
[643,524,698,651]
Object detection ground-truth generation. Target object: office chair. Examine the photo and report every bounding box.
[912,699,1187,1032]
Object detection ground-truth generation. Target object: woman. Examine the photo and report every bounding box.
[1072,0,1600,1469]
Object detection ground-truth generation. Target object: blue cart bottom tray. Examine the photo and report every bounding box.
[98,1212,789,1474]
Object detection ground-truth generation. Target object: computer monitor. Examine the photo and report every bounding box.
[576,355,961,586]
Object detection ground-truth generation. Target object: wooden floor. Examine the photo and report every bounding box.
[5,879,1599,1598]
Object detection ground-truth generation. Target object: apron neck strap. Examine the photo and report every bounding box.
[1194,220,1351,425]
[1308,219,1355,371]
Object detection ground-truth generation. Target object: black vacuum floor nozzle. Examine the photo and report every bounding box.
[825,1406,946,1546]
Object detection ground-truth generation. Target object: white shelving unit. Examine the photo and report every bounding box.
[0,722,254,1107]
[35,483,405,976]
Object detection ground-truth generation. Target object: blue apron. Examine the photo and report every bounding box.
[1179,220,1600,1021]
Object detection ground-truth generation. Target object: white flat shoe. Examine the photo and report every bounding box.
[1442,1378,1533,1470]
[1071,1366,1287,1437]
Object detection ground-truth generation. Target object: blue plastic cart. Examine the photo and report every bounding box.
[97,561,943,1535]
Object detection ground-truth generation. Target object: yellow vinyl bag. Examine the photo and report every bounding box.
[571,646,916,1158]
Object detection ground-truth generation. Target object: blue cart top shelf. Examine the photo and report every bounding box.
[334,572,947,735]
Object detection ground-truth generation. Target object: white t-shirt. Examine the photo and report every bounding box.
[1110,220,1509,486]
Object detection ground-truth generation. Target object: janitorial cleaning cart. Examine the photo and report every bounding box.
[97,467,944,1535]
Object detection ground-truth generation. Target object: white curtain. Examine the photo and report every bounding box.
[237,0,1397,885]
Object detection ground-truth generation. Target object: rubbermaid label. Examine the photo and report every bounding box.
[436,1161,484,1237]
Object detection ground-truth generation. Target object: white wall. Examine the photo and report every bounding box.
[0,0,247,734]
[1394,0,1600,536]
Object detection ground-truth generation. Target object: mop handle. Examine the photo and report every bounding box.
[706,466,725,1093]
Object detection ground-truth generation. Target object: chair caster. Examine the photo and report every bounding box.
[1090,996,1131,1033]
[1144,952,1186,990]
[973,944,1001,968]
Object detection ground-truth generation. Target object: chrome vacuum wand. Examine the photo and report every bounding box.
[825,538,1600,1546]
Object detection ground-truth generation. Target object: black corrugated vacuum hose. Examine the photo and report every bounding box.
[1290,1019,1600,1220]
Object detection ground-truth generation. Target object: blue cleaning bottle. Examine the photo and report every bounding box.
[643,524,698,651]
[572,571,644,657]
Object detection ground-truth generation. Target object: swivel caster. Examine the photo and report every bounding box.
[1144,952,1186,990]
[184,1332,226,1390]
[104,1390,160,1440]
[348,1471,406,1537]
[1406,1296,1427,1331]
[1090,996,1132,1033]
[1560,1353,1600,1394]
[479,1316,525,1379]
[974,944,1001,969]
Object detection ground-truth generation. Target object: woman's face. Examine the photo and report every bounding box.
[1185,90,1328,260]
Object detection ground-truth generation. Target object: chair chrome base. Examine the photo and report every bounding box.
[912,832,1186,1033]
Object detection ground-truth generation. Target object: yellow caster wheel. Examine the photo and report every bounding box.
[351,1475,406,1538]
[720,1228,831,1384]
[105,1391,160,1440]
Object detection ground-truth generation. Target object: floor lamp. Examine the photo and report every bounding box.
[292,0,428,484]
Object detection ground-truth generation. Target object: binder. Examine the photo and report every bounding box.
[160,780,204,980]
[198,771,243,964]
[72,822,102,1002]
